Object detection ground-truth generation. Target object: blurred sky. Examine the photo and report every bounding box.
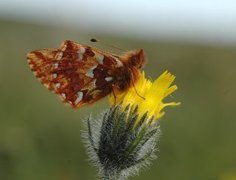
[0,0,236,46]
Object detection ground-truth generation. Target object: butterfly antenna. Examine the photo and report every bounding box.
[90,38,125,52]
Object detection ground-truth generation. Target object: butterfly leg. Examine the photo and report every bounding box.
[128,68,145,100]
[131,76,145,100]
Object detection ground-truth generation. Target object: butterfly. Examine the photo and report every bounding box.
[27,40,145,108]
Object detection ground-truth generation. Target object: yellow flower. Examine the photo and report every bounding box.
[109,71,180,125]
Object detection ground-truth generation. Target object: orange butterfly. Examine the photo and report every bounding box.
[27,40,145,108]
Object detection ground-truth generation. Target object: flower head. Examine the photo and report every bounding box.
[84,105,161,180]
[109,71,180,124]
[84,70,180,179]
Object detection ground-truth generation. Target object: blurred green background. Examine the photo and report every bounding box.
[0,18,236,180]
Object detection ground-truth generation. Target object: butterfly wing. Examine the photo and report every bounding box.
[27,40,124,108]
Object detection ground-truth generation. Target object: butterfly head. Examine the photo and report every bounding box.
[127,49,145,70]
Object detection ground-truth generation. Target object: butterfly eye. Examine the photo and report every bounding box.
[131,57,138,65]
[130,56,143,69]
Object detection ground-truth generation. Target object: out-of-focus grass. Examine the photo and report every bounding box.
[0,19,236,180]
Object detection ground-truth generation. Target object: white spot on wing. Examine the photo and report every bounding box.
[43,84,50,88]
[55,83,60,88]
[29,63,34,69]
[33,71,37,76]
[61,44,67,51]
[78,54,83,61]
[78,47,86,54]
[96,54,104,64]
[55,52,63,60]
[114,58,123,67]
[85,65,98,78]
[54,63,59,69]
[52,73,57,79]
[77,47,86,61]
[105,77,113,82]
[75,91,83,104]
[61,93,66,99]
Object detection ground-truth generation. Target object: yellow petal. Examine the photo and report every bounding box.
[108,70,180,126]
